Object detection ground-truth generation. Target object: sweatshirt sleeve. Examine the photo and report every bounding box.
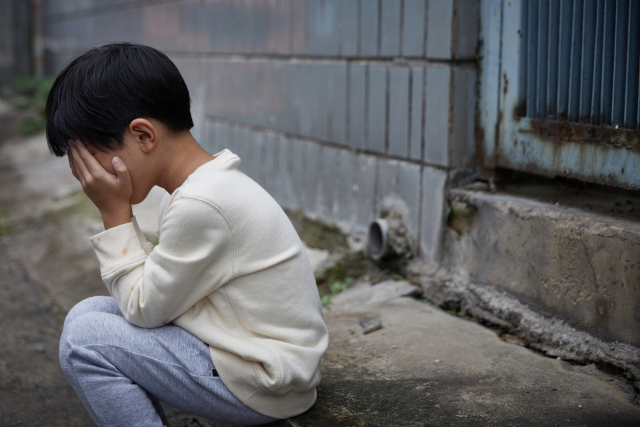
[89,196,235,328]
[131,216,155,255]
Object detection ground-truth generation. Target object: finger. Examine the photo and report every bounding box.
[69,142,90,184]
[112,156,132,188]
[67,151,79,181]
[73,140,108,177]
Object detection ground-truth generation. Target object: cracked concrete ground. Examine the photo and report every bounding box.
[1,108,639,426]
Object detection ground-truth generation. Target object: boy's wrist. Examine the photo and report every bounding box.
[101,205,132,230]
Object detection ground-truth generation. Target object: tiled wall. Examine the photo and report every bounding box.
[44,0,478,264]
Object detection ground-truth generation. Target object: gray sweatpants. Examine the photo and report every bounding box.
[59,296,278,427]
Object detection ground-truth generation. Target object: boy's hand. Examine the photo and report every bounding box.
[68,140,133,230]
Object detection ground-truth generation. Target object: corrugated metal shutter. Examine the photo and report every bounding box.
[519,0,640,129]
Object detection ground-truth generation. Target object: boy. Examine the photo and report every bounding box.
[47,43,329,426]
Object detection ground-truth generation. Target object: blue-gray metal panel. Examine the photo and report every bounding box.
[251,0,268,54]
[367,65,387,154]
[409,66,424,160]
[342,0,359,56]
[324,0,340,56]
[291,0,307,54]
[299,63,314,137]
[557,0,573,119]
[380,0,401,57]
[289,139,303,210]
[546,0,560,119]
[526,0,538,117]
[307,0,323,55]
[272,0,292,55]
[355,154,376,230]
[243,130,261,184]
[313,63,330,141]
[284,63,298,135]
[504,119,640,189]
[424,66,450,167]
[579,0,597,123]
[498,0,640,190]
[426,0,453,59]
[214,122,229,156]
[536,0,549,118]
[601,0,616,125]
[452,67,477,168]
[624,1,640,128]
[590,0,605,124]
[567,0,583,122]
[611,0,629,126]
[375,159,399,218]
[335,150,355,227]
[217,0,233,53]
[278,137,291,208]
[236,128,249,175]
[264,133,278,196]
[397,162,421,240]
[348,64,366,149]
[331,64,348,145]
[388,67,410,158]
[420,166,446,263]
[252,62,266,127]
[320,147,337,222]
[480,0,504,167]
[305,143,320,218]
[402,0,426,57]
[455,0,480,59]
[360,0,379,56]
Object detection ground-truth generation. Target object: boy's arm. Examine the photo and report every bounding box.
[90,196,235,328]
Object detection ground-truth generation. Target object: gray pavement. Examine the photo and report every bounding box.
[1,115,639,426]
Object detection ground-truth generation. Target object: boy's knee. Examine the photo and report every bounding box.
[63,296,118,331]
[59,311,116,368]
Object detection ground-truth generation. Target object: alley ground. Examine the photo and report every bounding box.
[1,103,639,426]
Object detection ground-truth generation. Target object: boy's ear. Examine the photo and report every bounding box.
[128,118,157,153]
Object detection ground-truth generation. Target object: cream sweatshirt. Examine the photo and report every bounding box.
[89,149,329,419]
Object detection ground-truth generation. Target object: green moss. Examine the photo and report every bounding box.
[447,199,479,235]
[315,251,370,296]
[144,233,159,246]
[320,277,355,306]
[285,210,348,251]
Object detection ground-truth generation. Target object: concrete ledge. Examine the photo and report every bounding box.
[442,188,640,348]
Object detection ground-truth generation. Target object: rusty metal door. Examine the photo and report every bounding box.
[481,0,640,189]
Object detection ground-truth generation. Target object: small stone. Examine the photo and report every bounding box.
[579,405,583,409]
[348,328,355,335]
[32,343,45,354]
[434,359,440,363]
[359,317,382,334]
[392,345,398,349]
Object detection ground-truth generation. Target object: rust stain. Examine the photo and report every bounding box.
[123,248,127,256]
[503,72,509,95]
[494,110,503,150]
[523,118,640,151]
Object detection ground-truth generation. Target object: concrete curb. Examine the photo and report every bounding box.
[409,264,640,394]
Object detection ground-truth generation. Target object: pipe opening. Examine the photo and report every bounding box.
[368,219,388,261]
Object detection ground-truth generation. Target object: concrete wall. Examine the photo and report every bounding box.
[43,0,478,263]
[0,0,32,89]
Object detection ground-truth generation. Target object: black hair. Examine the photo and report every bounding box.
[45,42,193,157]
